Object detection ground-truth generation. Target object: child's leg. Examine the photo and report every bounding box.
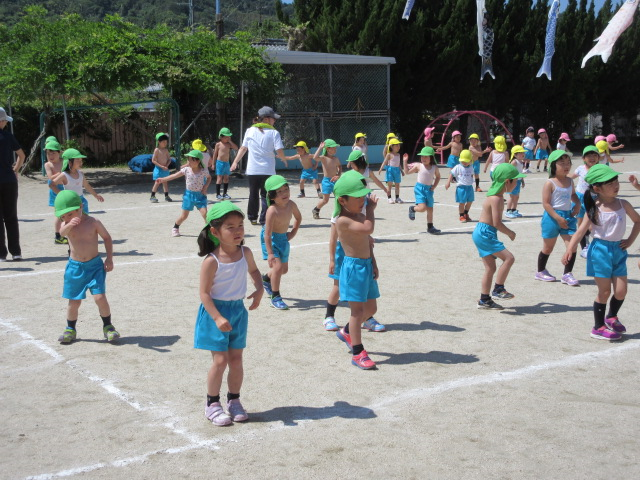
[316,194,330,210]
[464,201,472,217]
[216,175,223,185]
[198,207,207,221]
[207,351,229,397]
[93,294,111,318]
[312,178,320,193]
[507,194,517,211]
[493,249,515,286]
[269,258,284,292]
[67,300,82,324]
[55,217,62,235]
[222,175,230,196]
[226,348,244,394]
[327,280,340,305]
[174,210,189,227]
[426,206,434,224]
[480,255,497,296]
[458,203,465,216]
[593,277,612,329]
[348,301,366,350]
[413,203,427,213]
[299,178,305,193]
[395,183,400,197]
[363,298,377,321]
[151,180,159,194]
[608,276,627,317]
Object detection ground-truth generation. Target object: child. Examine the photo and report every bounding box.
[52,149,104,214]
[285,141,321,198]
[568,146,600,258]
[596,140,624,165]
[43,139,67,244]
[535,150,581,285]
[260,175,302,310]
[312,139,342,219]
[333,170,380,370]
[468,133,492,192]
[158,150,211,237]
[521,126,536,173]
[195,201,263,425]
[378,138,405,203]
[534,128,550,172]
[556,132,572,156]
[382,132,398,159]
[505,145,526,218]
[483,136,507,179]
[53,190,119,344]
[212,128,238,199]
[606,133,624,151]
[446,149,475,223]
[150,132,173,203]
[353,132,368,155]
[437,130,463,169]
[423,127,435,148]
[406,146,441,234]
[562,165,640,340]
[347,150,388,196]
[472,163,524,309]
[192,138,211,185]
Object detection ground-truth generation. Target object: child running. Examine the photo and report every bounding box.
[437,130,463,169]
[312,139,342,219]
[473,163,524,309]
[556,132,572,156]
[562,165,640,340]
[195,201,263,425]
[54,190,119,344]
[261,175,301,310]
[468,133,492,192]
[212,128,238,199]
[158,149,211,237]
[150,132,173,203]
[333,170,380,370]
[535,150,581,285]
[52,149,104,214]
[606,133,624,151]
[534,128,550,172]
[445,149,475,223]
[522,126,536,173]
[285,141,321,198]
[483,136,507,179]
[596,140,624,165]
[568,146,600,258]
[43,138,67,244]
[505,145,526,218]
[406,146,441,234]
[378,138,406,203]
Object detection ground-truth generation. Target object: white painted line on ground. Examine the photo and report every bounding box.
[0,319,65,362]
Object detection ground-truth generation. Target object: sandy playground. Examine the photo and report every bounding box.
[2,155,640,479]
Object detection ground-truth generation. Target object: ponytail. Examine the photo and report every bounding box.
[548,161,556,178]
[584,186,600,226]
[197,226,216,256]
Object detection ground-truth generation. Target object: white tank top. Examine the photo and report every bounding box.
[574,165,589,194]
[490,152,506,172]
[389,154,401,168]
[548,179,572,211]
[417,164,436,185]
[63,170,84,196]
[592,200,626,242]
[208,248,248,301]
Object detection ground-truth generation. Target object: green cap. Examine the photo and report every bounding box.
[61,148,87,171]
[585,164,619,185]
[548,149,569,164]
[204,201,244,246]
[186,149,207,170]
[54,190,83,218]
[582,145,599,156]
[419,146,435,156]
[347,150,367,164]
[155,132,169,146]
[333,170,371,217]
[322,138,340,156]
[44,140,62,151]
[45,136,58,143]
[219,127,233,137]
[265,175,288,205]
[487,163,526,196]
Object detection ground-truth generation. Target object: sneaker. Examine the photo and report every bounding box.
[514,210,523,217]
[250,219,260,226]
[262,279,273,296]
[216,194,223,200]
[505,211,517,219]
[387,198,394,204]
[535,270,556,282]
[171,227,180,237]
[336,327,353,352]
[223,194,231,200]
[543,167,548,172]
[427,226,441,234]
[580,246,589,259]
[561,272,580,286]
[459,215,467,223]
[590,326,622,341]
[312,209,320,220]
[54,236,69,245]
[270,295,289,310]
[103,325,120,342]
[465,213,472,222]
[323,316,339,331]
[477,298,504,310]
[165,195,173,202]
[12,255,22,261]
[523,168,531,174]
[395,198,404,204]
[226,398,248,422]
[605,316,626,334]
[408,206,416,221]
[297,192,306,198]
[362,317,386,332]
[491,289,515,300]
[58,327,77,344]
[475,187,483,192]
[150,196,159,203]
[352,350,376,370]
[205,402,232,426]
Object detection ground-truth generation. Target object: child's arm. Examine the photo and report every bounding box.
[96,220,113,272]
[199,256,231,331]
[436,142,452,153]
[370,244,379,280]
[483,152,493,173]
[562,217,592,263]
[212,142,221,162]
[534,140,541,155]
[287,203,302,241]
[378,154,391,174]
[158,169,185,184]
[569,183,581,218]
[334,161,342,180]
[202,172,212,194]
[542,180,568,229]
[490,197,516,241]
[44,164,62,194]
[620,200,640,250]
[405,164,420,175]
[629,175,640,191]
[59,216,80,238]
[433,167,441,189]
[52,171,67,184]
[83,177,104,203]
[401,153,408,176]
[610,143,624,151]
[607,153,624,164]
[344,194,377,235]
[229,140,239,151]
[276,148,288,167]
[284,154,301,161]
[368,170,388,195]
[243,247,264,310]
[445,171,454,190]
[328,223,337,275]
[313,142,325,160]
[263,208,277,268]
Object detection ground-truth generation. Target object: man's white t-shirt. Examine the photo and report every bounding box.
[242,126,285,175]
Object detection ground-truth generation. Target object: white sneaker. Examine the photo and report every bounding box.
[171,227,180,237]
[12,255,22,261]
[387,198,394,204]
[580,246,589,258]
[395,198,404,204]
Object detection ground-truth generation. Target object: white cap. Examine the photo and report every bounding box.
[0,108,13,122]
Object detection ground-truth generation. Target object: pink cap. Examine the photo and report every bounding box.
[606,134,617,143]
[452,130,462,137]
[537,128,546,134]
[559,132,571,141]
[423,127,435,139]
[594,135,606,144]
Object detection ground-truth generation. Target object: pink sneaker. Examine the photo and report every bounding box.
[535,270,556,282]
[590,326,622,341]
[226,398,248,422]
[336,327,352,352]
[352,350,376,370]
[561,272,580,286]
[205,402,232,426]
[605,316,626,334]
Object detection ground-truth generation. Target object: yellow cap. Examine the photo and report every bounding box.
[294,141,309,153]
[388,138,402,146]
[354,132,367,139]
[596,140,609,154]
[468,133,480,140]
[459,150,472,163]
[510,145,525,160]
[494,136,507,152]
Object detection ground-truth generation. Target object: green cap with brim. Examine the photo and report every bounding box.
[322,139,340,156]
[186,149,207,170]
[155,132,169,147]
[585,164,619,185]
[348,150,367,164]
[419,146,435,156]
[487,163,526,196]
[45,136,58,143]
[583,145,599,156]
[265,175,288,205]
[548,149,569,164]
[204,201,245,246]
[61,148,87,171]
[54,190,83,218]
[333,170,371,217]
[219,128,233,138]
[44,140,62,151]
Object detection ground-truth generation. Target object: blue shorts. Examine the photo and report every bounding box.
[473,160,480,175]
[62,255,106,300]
[339,256,380,303]
[524,149,534,160]
[414,183,434,207]
[329,240,345,280]
[301,168,318,180]
[182,190,207,211]
[455,184,475,204]
[152,165,170,180]
[48,181,64,207]
[472,222,505,258]
[541,210,577,238]
[80,196,89,214]
[508,179,522,196]
[586,238,628,278]
[261,229,290,263]
[321,177,335,195]
[385,165,402,184]
[447,154,460,169]
[535,150,549,160]
[215,160,230,176]
[574,191,586,219]
[194,300,248,351]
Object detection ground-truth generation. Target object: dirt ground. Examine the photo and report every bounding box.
[2,155,640,479]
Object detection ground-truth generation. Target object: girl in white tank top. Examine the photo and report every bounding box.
[405,148,442,234]
[52,153,104,212]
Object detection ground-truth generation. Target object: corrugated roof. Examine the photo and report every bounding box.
[263,49,396,65]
